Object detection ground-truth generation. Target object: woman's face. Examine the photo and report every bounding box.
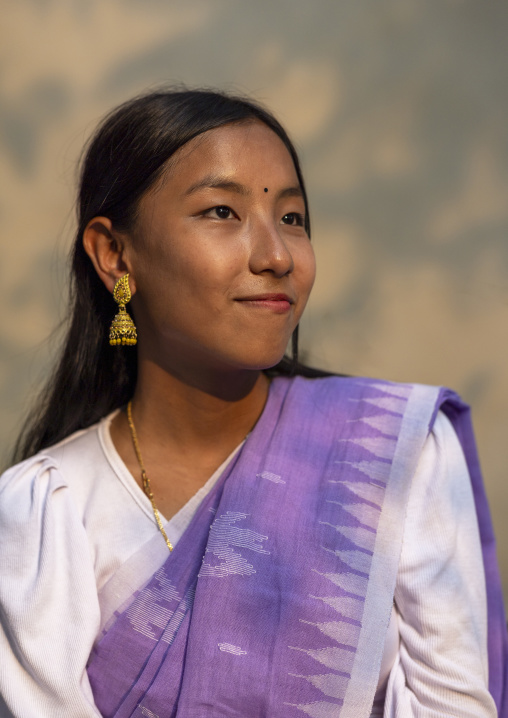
[126,120,316,375]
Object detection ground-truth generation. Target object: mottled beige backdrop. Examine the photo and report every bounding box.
[2,1,508,601]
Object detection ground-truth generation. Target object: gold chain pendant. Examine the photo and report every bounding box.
[127,401,173,552]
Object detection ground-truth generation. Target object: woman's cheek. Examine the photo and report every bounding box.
[300,243,317,295]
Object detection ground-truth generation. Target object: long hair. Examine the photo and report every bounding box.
[14,88,329,462]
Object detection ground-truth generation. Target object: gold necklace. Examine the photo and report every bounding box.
[126,401,173,552]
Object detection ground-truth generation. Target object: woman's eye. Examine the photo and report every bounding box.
[281,212,304,227]
[206,205,235,220]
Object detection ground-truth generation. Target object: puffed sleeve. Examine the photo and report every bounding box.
[383,412,497,717]
[0,456,102,717]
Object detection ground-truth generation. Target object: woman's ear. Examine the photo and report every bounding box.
[82,217,136,295]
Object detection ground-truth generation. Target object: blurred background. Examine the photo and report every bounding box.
[2,0,508,601]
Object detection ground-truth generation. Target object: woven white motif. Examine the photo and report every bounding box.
[257,470,286,484]
[218,642,247,655]
[139,707,160,718]
[127,570,181,639]
[199,511,269,578]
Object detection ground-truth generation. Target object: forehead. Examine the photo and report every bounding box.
[161,120,300,190]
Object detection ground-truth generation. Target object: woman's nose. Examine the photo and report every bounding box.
[248,220,294,277]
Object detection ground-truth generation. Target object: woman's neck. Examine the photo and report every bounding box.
[130,360,270,453]
[109,361,271,520]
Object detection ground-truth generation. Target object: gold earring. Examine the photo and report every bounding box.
[109,274,137,346]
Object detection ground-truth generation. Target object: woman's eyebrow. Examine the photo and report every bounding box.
[184,176,303,200]
[185,176,250,196]
[277,186,303,200]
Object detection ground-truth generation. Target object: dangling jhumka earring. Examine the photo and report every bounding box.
[109,274,137,346]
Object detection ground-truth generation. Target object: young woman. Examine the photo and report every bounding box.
[0,89,506,718]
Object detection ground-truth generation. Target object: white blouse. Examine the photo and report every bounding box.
[0,412,496,717]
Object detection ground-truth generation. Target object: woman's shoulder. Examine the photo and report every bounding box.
[289,371,433,391]
[287,372,446,406]
[284,373,462,447]
[0,415,114,518]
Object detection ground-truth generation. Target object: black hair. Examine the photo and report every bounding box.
[14,87,330,462]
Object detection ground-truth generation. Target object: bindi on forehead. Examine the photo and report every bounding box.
[264,187,268,192]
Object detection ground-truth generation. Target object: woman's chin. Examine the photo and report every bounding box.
[235,350,290,373]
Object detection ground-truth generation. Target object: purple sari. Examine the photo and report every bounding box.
[87,376,508,717]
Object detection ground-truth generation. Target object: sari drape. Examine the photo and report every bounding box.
[87,376,508,717]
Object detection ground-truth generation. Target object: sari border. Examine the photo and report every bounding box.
[341,383,440,716]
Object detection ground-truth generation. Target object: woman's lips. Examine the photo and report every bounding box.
[235,293,294,313]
